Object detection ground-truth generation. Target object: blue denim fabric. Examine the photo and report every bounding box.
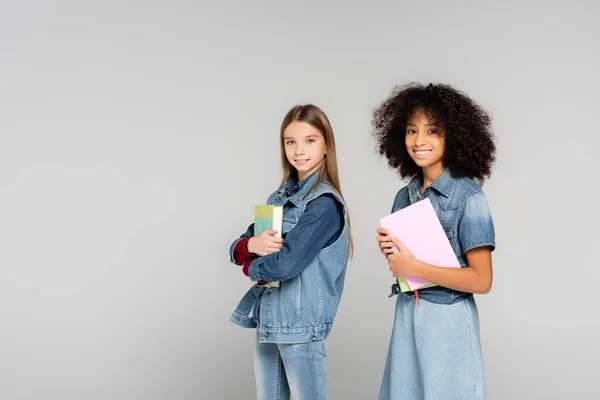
[255,334,328,400]
[390,168,495,305]
[230,172,349,344]
[379,295,485,399]
[231,194,343,282]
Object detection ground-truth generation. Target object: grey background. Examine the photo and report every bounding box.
[1,0,598,399]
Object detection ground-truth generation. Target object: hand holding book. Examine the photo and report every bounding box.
[376,228,396,257]
[379,198,460,292]
[248,230,284,257]
[252,205,284,288]
[386,236,418,278]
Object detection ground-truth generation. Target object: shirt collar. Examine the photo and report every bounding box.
[279,171,319,197]
[408,168,455,203]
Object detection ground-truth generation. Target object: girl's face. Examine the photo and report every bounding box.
[405,108,446,175]
[283,121,327,181]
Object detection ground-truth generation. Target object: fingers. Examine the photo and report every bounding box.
[378,238,394,250]
[252,232,285,257]
[376,235,391,243]
[263,241,284,255]
[264,248,283,255]
[266,237,284,246]
[382,247,396,255]
[379,242,394,252]
[269,242,283,251]
[376,234,394,253]
[376,231,402,259]
[390,236,405,250]
[377,235,395,257]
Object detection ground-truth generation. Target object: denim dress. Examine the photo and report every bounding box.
[380,169,496,400]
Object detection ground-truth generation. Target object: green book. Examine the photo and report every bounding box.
[252,205,283,288]
[397,276,437,292]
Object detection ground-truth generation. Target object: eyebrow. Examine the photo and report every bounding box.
[406,123,439,127]
[283,134,320,140]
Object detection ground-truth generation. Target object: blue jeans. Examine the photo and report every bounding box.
[379,294,485,399]
[254,334,327,400]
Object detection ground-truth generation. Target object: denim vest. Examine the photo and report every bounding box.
[393,169,496,305]
[230,174,349,343]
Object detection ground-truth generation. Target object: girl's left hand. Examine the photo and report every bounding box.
[387,236,418,278]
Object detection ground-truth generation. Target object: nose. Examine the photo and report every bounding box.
[294,143,306,155]
[414,131,427,147]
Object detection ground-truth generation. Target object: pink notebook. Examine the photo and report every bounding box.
[380,197,460,291]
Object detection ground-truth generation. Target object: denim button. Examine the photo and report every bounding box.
[236,317,240,321]
[266,292,271,297]
[265,332,270,337]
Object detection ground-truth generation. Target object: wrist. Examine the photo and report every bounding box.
[410,259,423,277]
[247,237,255,254]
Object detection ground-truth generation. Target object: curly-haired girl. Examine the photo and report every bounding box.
[374,83,496,399]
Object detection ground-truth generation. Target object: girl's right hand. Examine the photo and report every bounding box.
[376,228,397,258]
[247,230,284,257]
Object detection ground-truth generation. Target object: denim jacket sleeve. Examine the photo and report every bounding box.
[247,194,344,283]
[229,223,254,264]
[458,190,496,254]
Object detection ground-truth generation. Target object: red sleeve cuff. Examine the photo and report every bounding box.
[242,259,253,277]
[233,238,253,265]
[243,259,267,284]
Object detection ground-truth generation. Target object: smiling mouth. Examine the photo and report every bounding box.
[295,159,310,165]
[413,150,432,158]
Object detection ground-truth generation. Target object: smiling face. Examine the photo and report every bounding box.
[405,108,446,179]
[283,121,327,181]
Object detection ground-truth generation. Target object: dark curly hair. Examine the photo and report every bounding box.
[372,83,496,184]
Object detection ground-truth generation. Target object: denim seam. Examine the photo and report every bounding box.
[314,261,324,324]
[462,240,495,254]
[276,350,283,400]
[296,274,302,318]
[307,341,318,399]
[279,285,288,328]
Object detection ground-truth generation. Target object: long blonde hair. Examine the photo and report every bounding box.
[279,104,353,258]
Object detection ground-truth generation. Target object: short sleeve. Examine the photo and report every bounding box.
[458,190,496,254]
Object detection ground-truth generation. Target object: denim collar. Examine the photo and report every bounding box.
[278,171,320,206]
[408,168,455,204]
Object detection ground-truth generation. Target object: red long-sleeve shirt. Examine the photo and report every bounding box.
[232,238,267,284]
